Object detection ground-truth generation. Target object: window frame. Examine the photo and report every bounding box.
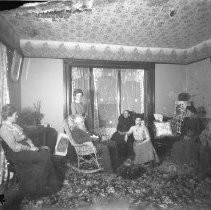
[63,59,155,127]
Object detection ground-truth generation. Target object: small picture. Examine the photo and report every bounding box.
[54,133,69,156]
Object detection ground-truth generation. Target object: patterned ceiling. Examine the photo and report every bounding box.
[0,0,211,63]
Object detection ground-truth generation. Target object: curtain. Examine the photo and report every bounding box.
[121,69,144,114]
[71,67,92,130]
[93,68,118,138]
[69,67,145,139]
[0,42,10,185]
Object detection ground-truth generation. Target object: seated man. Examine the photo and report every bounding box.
[66,115,118,172]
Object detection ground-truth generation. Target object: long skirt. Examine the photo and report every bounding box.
[133,140,159,165]
[111,132,135,166]
[7,149,62,197]
[94,141,118,172]
[111,132,128,165]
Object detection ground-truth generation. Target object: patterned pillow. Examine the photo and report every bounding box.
[153,121,173,138]
[154,114,163,122]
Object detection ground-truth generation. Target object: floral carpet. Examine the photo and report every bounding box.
[22,159,211,210]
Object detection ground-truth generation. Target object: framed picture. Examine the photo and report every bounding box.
[54,133,70,156]
[10,50,23,82]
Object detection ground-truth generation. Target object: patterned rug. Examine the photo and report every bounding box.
[21,160,211,210]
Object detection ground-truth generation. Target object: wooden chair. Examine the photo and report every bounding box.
[63,118,102,173]
[0,137,17,189]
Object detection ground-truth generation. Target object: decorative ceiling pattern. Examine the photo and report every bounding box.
[0,0,211,63]
[20,39,211,64]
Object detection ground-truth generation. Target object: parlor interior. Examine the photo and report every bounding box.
[0,0,211,209]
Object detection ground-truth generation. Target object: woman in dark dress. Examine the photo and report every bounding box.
[181,105,205,142]
[111,110,135,166]
[0,104,62,209]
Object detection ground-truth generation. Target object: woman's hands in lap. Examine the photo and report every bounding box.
[30,146,51,152]
[30,146,39,152]
[40,146,51,152]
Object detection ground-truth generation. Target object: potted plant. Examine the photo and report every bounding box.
[33,100,44,125]
[17,100,44,128]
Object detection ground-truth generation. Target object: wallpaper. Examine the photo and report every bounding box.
[0,0,211,63]
[186,58,211,118]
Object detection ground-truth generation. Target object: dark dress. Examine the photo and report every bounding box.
[0,123,62,209]
[111,114,135,165]
[181,117,205,142]
[24,126,58,154]
[7,148,61,196]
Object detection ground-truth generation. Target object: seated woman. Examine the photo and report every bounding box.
[181,105,205,143]
[125,114,159,165]
[111,110,135,165]
[66,115,117,172]
[0,104,62,209]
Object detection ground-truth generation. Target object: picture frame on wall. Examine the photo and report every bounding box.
[10,50,23,82]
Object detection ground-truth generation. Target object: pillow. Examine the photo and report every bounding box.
[153,121,173,138]
[154,114,163,122]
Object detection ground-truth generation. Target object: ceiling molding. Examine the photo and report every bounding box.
[20,39,211,64]
[1,0,211,64]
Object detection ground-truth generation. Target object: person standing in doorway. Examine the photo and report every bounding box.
[71,89,88,129]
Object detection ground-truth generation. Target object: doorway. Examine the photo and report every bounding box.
[63,59,155,136]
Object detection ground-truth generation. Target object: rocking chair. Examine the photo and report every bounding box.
[63,118,102,173]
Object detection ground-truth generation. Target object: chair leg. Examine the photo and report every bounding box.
[94,153,100,168]
[5,169,10,189]
[77,155,80,169]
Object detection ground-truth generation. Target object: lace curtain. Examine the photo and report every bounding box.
[121,69,144,114]
[0,42,10,185]
[70,67,145,138]
[93,68,118,136]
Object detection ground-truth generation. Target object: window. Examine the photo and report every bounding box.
[63,59,155,135]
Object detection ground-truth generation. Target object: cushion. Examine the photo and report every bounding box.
[154,114,163,122]
[153,121,173,138]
